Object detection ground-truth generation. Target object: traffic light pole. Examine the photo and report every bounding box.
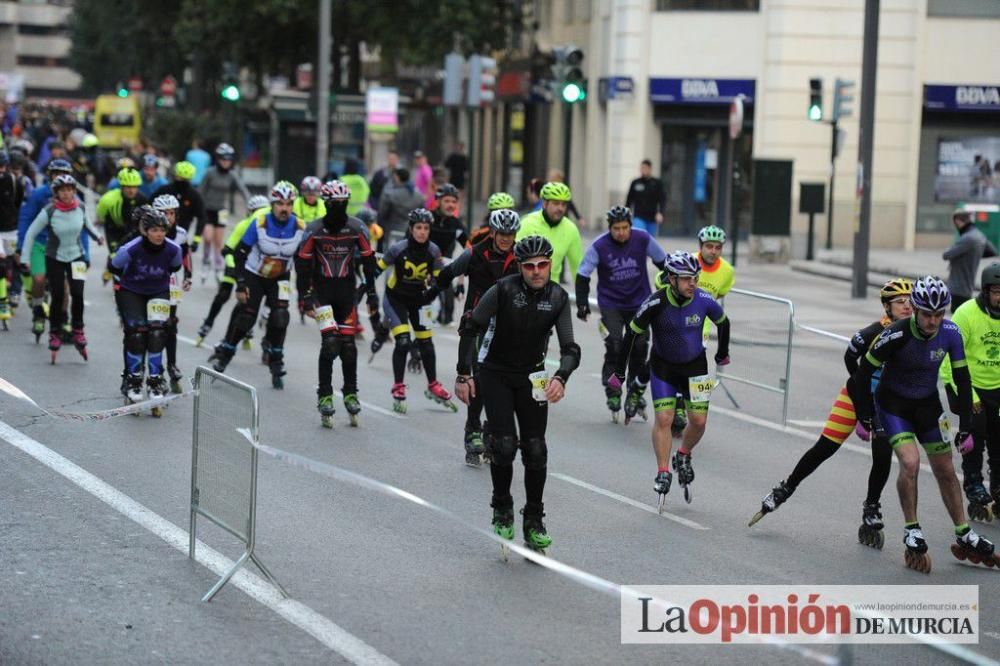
[315,0,331,177]
[825,118,837,250]
[562,103,572,183]
[466,107,476,231]
[852,0,879,299]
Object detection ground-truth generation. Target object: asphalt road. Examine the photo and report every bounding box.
[1,250,998,665]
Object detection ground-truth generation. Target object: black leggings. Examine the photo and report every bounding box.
[479,366,549,510]
[223,273,289,356]
[601,307,647,393]
[785,433,893,507]
[204,281,235,328]
[949,385,1000,483]
[316,279,361,395]
[46,257,85,330]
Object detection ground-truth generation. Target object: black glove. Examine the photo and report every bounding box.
[714,351,731,366]
[576,304,591,321]
[454,283,465,298]
[366,292,379,314]
[421,286,440,305]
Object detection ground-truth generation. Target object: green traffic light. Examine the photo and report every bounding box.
[221,85,241,102]
[562,82,583,104]
[117,88,129,98]
[808,104,822,121]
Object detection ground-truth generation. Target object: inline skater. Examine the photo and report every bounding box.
[608,251,730,510]
[294,176,327,222]
[197,143,250,280]
[516,182,582,285]
[18,174,102,362]
[428,183,469,327]
[375,208,453,413]
[194,194,271,346]
[749,279,913,550]
[152,194,193,393]
[109,207,182,415]
[454,235,580,556]
[208,181,304,389]
[138,154,167,199]
[853,276,998,572]
[0,150,24,324]
[152,161,206,236]
[575,205,666,424]
[16,158,79,339]
[97,167,148,257]
[941,263,1000,522]
[424,208,520,466]
[295,180,378,427]
[467,192,515,248]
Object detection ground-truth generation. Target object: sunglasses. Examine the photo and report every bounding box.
[521,259,551,271]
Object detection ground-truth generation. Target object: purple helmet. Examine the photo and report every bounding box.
[910,276,951,312]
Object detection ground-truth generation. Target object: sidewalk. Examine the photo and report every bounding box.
[788,247,996,289]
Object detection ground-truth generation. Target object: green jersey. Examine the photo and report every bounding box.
[940,297,1000,401]
[516,210,583,284]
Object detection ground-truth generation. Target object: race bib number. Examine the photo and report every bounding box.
[314,305,337,332]
[277,280,291,302]
[147,298,171,322]
[419,306,435,328]
[218,209,230,224]
[688,374,716,403]
[530,370,549,402]
[939,413,952,443]
[1,237,17,255]
[71,261,88,281]
[169,274,183,305]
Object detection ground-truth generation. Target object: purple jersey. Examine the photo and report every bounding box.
[864,317,967,400]
[630,287,726,364]
[111,236,182,295]
[577,229,666,310]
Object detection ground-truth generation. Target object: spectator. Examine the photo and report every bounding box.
[625,159,666,236]
[413,150,434,204]
[944,210,998,312]
[444,142,468,193]
[526,177,544,212]
[138,154,167,199]
[185,138,211,186]
[339,157,370,217]
[368,149,399,209]
[377,167,425,249]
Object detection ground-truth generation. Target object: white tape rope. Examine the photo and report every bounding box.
[0,376,196,422]
[236,429,838,664]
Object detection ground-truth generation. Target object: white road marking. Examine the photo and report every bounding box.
[550,472,709,530]
[0,419,397,666]
[787,419,827,428]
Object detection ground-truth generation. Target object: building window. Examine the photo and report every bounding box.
[656,0,760,10]
[18,23,69,37]
[17,55,70,67]
[928,0,1000,18]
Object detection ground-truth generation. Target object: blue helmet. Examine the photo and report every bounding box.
[911,276,951,312]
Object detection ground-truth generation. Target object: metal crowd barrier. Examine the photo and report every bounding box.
[716,288,796,425]
[189,366,286,602]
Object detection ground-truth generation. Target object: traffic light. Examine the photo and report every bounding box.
[221,84,240,102]
[551,46,586,104]
[832,78,855,122]
[467,54,497,107]
[808,78,823,121]
[117,87,129,98]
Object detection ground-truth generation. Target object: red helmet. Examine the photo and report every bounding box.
[320,179,351,202]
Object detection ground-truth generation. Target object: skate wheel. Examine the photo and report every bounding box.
[657,493,667,515]
[500,544,510,562]
[748,510,766,527]
[990,555,1000,568]
[349,414,359,427]
[951,543,968,561]
[611,412,619,424]
[683,485,692,504]
[906,551,932,573]
[195,338,204,348]
[150,407,162,418]
[321,417,333,429]
[874,530,885,550]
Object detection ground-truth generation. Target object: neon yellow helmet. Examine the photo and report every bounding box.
[117,167,142,187]
[82,133,99,148]
[540,181,571,202]
[174,161,196,181]
[487,191,515,211]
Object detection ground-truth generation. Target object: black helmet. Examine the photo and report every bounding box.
[355,208,376,225]
[435,183,459,200]
[514,235,554,262]
[134,205,169,232]
[606,205,632,225]
[408,208,433,227]
[982,263,1000,289]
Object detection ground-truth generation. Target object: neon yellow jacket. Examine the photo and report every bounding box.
[516,210,583,284]
[696,252,735,299]
[293,197,326,223]
[339,173,370,217]
[940,297,1000,402]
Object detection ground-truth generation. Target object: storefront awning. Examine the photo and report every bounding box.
[650,77,755,105]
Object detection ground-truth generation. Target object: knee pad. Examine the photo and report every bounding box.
[233,306,258,334]
[338,335,358,363]
[489,434,518,467]
[320,331,341,359]
[416,337,435,361]
[147,324,167,353]
[124,327,147,355]
[166,315,179,333]
[268,305,290,330]
[521,437,548,471]
[394,332,412,354]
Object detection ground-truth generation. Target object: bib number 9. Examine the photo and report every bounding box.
[419,306,435,328]
[530,370,549,402]
[688,374,716,403]
[169,274,183,305]
[939,414,952,443]
[147,298,171,323]
[71,261,88,281]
